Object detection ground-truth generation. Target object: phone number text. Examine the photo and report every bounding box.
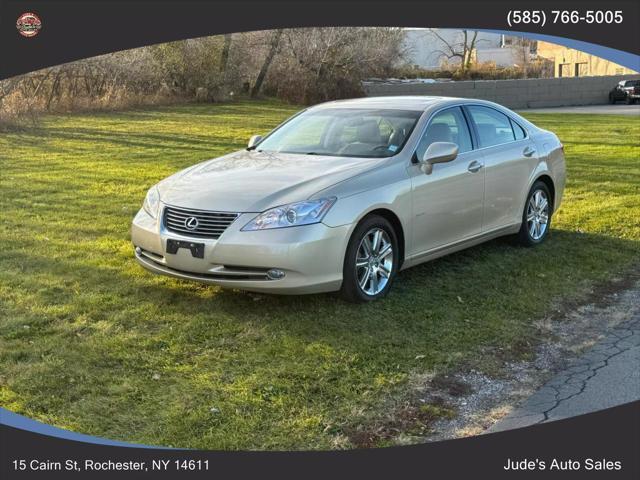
[507,10,623,27]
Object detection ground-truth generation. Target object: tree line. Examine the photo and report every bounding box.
[0,28,405,123]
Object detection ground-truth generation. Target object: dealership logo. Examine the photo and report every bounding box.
[184,217,199,230]
[16,12,42,38]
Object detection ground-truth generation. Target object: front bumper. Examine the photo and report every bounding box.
[131,206,350,294]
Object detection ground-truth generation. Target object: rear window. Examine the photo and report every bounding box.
[467,106,516,148]
[510,119,527,140]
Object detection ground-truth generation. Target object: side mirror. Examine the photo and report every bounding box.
[421,142,459,174]
[248,135,263,149]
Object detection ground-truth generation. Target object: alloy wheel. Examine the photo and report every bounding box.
[355,228,394,296]
[526,189,549,241]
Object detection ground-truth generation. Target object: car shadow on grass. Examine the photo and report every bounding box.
[145,229,638,306]
[5,228,638,353]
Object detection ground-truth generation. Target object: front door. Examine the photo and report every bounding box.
[409,106,485,257]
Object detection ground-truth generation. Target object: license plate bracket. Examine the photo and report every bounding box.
[166,239,205,259]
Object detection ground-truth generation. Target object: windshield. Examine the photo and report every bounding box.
[255,108,422,158]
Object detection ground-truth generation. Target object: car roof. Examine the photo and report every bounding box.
[310,96,453,112]
[307,95,539,131]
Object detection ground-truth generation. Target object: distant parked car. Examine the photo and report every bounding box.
[132,97,566,302]
[609,80,640,104]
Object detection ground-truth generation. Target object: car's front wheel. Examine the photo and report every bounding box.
[341,215,399,302]
[517,181,552,247]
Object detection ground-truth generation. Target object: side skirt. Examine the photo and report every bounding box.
[401,224,520,270]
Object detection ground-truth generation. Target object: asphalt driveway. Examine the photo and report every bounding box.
[520,104,640,115]
[488,294,640,432]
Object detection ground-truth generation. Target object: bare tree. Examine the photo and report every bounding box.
[251,30,282,98]
[219,34,233,75]
[0,77,19,102]
[429,29,481,76]
[512,37,533,79]
[269,27,404,103]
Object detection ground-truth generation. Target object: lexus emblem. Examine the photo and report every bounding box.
[184,217,199,230]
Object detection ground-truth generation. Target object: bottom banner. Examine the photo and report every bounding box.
[1,401,639,479]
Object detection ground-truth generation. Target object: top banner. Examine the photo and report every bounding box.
[1,0,639,78]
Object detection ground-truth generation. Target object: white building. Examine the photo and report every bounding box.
[403,28,522,69]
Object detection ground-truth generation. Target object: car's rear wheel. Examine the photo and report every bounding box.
[517,181,552,247]
[341,215,399,302]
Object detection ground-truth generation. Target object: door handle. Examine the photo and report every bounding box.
[523,146,536,157]
[467,160,483,173]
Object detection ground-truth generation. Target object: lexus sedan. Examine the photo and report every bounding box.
[132,96,565,302]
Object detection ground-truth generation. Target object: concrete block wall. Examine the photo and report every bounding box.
[363,74,640,109]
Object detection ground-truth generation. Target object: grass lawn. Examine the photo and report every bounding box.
[0,101,638,449]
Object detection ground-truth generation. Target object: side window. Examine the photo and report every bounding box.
[467,106,515,147]
[416,107,472,160]
[511,119,527,140]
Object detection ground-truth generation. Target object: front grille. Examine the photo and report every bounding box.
[163,205,240,239]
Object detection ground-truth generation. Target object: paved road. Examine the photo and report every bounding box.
[520,104,640,115]
[489,312,640,432]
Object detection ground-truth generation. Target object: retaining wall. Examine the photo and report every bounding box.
[363,74,640,109]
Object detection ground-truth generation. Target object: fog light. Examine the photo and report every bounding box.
[135,246,142,255]
[267,269,286,280]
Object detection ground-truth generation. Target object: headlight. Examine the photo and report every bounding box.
[242,197,336,231]
[142,186,160,219]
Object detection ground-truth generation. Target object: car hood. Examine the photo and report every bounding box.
[158,150,384,212]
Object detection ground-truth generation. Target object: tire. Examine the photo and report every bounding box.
[517,181,552,247]
[626,96,635,105]
[609,94,616,104]
[340,215,399,303]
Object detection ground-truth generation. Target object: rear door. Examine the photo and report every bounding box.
[465,105,538,231]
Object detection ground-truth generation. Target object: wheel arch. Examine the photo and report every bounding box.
[533,174,556,213]
[361,208,406,268]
